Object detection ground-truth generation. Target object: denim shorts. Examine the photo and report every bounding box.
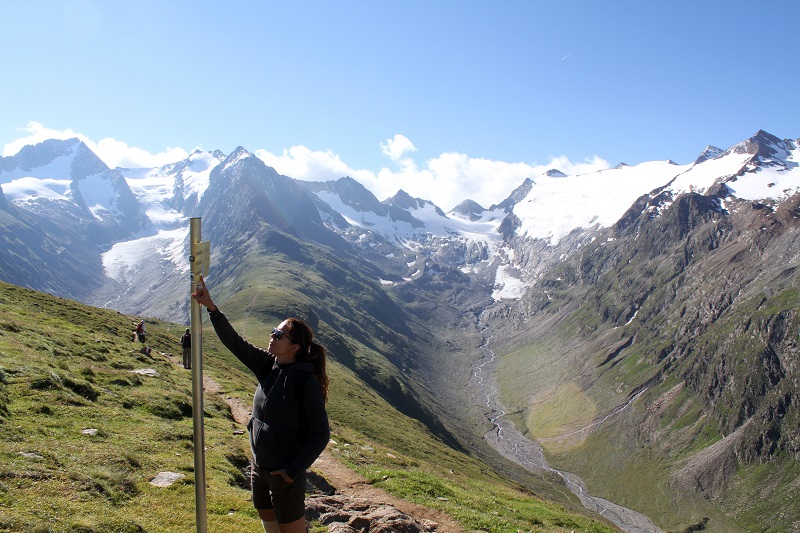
[251,464,307,523]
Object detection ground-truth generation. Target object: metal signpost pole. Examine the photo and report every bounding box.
[189,218,210,533]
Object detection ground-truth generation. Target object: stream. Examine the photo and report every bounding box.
[470,328,663,533]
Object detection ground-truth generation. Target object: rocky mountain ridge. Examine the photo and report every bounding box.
[485,188,799,529]
[1,130,797,316]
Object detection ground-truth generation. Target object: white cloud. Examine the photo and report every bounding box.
[380,134,417,161]
[6,124,612,212]
[94,138,189,169]
[4,121,189,169]
[544,154,611,176]
[254,146,352,182]
[256,135,611,211]
[373,152,610,210]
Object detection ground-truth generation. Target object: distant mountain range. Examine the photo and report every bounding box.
[2,130,796,315]
[1,129,798,531]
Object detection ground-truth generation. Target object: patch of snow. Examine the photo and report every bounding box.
[178,151,219,203]
[121,168,181,226]
[492,264,528,300]
[668,151,751,196]
[77,172,122,220]
[513,160,690,245]
[727,166,800,201]
[1,176,71,202]
[220,149,250,174]
[102,228,188,283]
[667,144,799,202]
[314,190,502,245]
[0,152,74,186]
[624,309,639,325]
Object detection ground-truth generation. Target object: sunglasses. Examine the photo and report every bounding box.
[271,328,295,343]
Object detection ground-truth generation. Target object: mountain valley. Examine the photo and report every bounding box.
[1,130,799,531]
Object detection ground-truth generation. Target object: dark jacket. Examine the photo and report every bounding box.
[209,308,330,479]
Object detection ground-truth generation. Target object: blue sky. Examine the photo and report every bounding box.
[2,0,799,210]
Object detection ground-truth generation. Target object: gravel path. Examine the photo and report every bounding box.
[164,351,466,532]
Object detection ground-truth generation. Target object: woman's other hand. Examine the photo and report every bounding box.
[270,469,294,483]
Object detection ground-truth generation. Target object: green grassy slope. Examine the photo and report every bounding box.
[0,282,616,532]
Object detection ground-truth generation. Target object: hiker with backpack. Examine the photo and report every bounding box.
[136,320,146,343]
[191,275,330,533]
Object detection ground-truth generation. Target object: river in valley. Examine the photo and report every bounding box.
[469,328,663,533]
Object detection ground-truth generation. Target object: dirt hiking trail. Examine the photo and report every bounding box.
[164,351,466,532]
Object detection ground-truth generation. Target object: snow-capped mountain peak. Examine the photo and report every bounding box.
[667,131,800,203]
[449,199,486,221]
[218,146,254,173]
[510,160,689,245]
[0,138,150,240]
[544,169,567,177]
[115,148,224,229]
[694,145,724,164]
[2,129,798,313]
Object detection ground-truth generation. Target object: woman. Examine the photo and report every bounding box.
[192,276,330,533]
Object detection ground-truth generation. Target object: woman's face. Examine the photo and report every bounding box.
[269,320,299,363]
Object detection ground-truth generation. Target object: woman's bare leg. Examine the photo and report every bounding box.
[258,509,279,533]
[277,517,306,533]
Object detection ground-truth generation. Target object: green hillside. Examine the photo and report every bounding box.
[0,282,616,532]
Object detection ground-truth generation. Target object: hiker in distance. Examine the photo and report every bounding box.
[136,320,146,343]
[191,275,330,533]
[180,328,191,369]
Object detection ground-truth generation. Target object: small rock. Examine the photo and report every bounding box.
[348,515,371,530]
[19,452,43,459]
[150,471,185,487]
[132,368,159,377]
[82,428,99,436]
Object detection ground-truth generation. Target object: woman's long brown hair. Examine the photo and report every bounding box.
[286,317,329,402]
